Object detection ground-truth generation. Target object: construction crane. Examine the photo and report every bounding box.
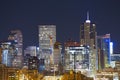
[49,35,56,79]
[49,35,54,64]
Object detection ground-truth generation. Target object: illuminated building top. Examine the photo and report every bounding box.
[65,39,80,47]
[85,11,91,23]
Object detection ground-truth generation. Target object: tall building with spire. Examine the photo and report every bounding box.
[80,12,96,47]
[80,12,97,76]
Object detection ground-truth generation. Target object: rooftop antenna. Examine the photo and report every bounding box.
[87,11,89,20]
[86,11,91,23]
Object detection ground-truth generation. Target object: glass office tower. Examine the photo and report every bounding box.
[38,25,56,71]
[97,34,111,68]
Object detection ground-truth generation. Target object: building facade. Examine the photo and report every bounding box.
[97,34,111,68]
[80,14,97,75]
[64,41,90,76]
[38,25,56,71]
[28,56,39,70]
[53,42,62,71]
[0,63,19,80]
[24,46,37,56]
[8,30,23,68]
[1,42,15,67]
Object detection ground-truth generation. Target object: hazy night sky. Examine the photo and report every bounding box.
[0,0,120,51]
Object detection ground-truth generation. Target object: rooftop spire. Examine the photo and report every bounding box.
[86,11,91,23]
[87,11,89,20]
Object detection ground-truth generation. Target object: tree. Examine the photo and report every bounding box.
[61,73,69,80]
[61,71,83,80]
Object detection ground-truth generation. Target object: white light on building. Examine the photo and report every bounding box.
[110,42,113,55]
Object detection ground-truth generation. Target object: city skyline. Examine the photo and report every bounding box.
[0,0,120,51]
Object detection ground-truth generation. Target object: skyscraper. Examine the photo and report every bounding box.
[1,42,15,67]
[53,42,62,71]
[97,34,111,68]
[38,25,56,71]
[80,12,96,48]
[8,30,23,68]
[8,30,23,55]
[64,40,90,76]
[80,13,97,76]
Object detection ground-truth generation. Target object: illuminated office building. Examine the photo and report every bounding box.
[1,42,15,67]
[38,41,62,72]
[0,64,7,80]
[111,54,120,62]
[24,46,37,68]
[96,68,119,80]
[115,61,120,71]
[0,64,18,80]
[53,42,62,71]
[97,34,111,68]
[110,53,120,68]
[8,30,23,68]
[64,40,90,75]
[80,13,97,75]
[24,46,37,56]
[38,25,56,71]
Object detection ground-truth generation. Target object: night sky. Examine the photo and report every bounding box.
[0,0,120,52]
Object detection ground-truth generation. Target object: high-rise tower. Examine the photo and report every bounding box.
[8,30,23,55]
[80,12,97,76]
[80,12,96,47]
[64,40,90,76]
[1,42,14,67]
[8,30,23,68]
[97,34,111,69]
[38,25,56,71]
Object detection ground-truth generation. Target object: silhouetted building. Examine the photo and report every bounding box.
[98,49,105,70]
[38,58,45,72]
[28,56,39,70]
[23,54,31,67]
